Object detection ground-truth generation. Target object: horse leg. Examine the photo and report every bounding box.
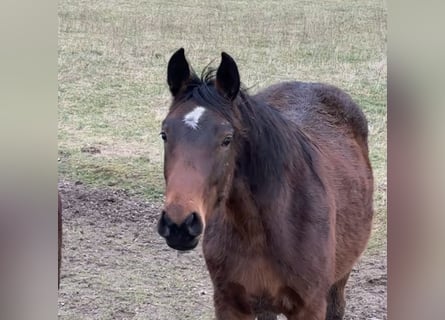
[257,311,277,320]
[325,272,351,320]
[286,297,327,320]
[213,287,255,320]
[214,307,255,320]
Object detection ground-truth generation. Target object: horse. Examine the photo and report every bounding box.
[157,48,373,320]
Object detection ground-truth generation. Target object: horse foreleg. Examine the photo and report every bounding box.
[214,303,255,320]
[325,272,350,320]
[286,298,327,320]
[257,311,278,320]
[213,286,255,320]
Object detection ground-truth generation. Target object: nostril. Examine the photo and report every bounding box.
[157,210,172,238]
[184,212,203,237]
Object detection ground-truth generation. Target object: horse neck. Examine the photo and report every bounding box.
[232,95,315,202]
[222,96,315,240]
[224,177,267,244]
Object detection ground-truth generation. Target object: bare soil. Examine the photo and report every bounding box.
[58,180,386,320]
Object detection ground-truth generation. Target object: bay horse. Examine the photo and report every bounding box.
[157,48,373,320]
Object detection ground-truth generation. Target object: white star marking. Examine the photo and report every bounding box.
[183,106,206,130]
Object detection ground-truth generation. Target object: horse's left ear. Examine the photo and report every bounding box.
[216,52,240,101]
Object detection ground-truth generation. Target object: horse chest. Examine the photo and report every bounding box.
[203,220,305,313]
[233,256,280,293]
[225,255,296,312]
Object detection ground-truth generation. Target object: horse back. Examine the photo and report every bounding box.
[255,81,368,148]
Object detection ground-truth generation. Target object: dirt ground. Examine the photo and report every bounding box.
[58,180,387,320]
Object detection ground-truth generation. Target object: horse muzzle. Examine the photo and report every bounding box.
[157,210,203,251]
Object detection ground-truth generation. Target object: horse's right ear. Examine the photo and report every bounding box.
[167,48,190,97]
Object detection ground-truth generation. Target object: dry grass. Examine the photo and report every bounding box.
[58,0,386,248]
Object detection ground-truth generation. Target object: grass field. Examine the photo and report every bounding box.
[58,0,387,250]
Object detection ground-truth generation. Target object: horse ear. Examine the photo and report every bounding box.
[216,52,240,100]
[167,48,191,97]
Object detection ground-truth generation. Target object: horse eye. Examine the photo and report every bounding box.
[221,136,232,147]
[160,132,167,141]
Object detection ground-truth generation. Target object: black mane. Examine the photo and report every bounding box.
[173,68,321,202]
